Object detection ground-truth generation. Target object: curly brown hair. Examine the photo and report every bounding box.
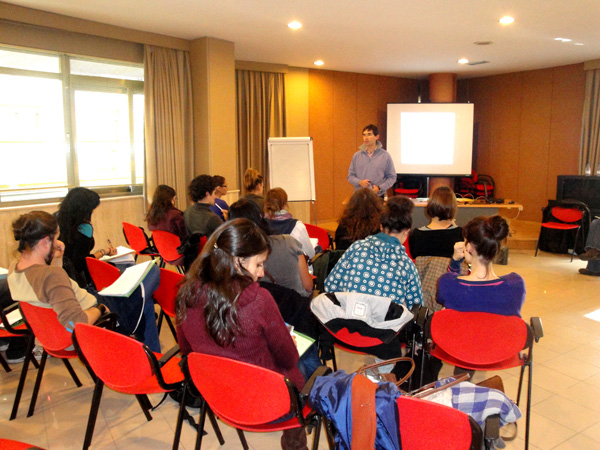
[338,188,383,242]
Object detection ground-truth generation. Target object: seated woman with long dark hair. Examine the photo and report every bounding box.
[438,215,525,317]
[176,219,309,450]
[57,187,117,289]
[335,188,383,250]
[146,184,187,243]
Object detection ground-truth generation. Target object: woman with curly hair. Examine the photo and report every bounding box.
[176,219,309,450]
[146,184,187,242]
[242,168,265,211]
[57,187,117,288]
[334,188,383,250]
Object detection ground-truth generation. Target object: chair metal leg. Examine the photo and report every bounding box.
[236,429,249,450]
[135,394,153,421]
[173,385,188,450]
[157,309,165,334]
[62,358,82,387]
[27,350,48,417]
[0,352,10,372]
[206,407,225,445]
[524,364,533,450]
[311,417,322,450]
[194,400,208,450]
[10,336,35,420]
[83,380,104,450]
[323,418,336,450]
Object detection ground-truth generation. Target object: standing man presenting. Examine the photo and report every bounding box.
[348,124,397,197]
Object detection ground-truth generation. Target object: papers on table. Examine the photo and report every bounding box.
[99,260,155,297]
[100,246,136,264]
[0,309,23,329]
[309,238,319,249]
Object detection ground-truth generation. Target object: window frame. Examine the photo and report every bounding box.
[0,47,144,207]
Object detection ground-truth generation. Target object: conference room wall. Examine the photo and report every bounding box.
[457,63,586,222]
[308,69,420,221]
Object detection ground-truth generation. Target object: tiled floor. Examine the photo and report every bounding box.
[1,248,599,449]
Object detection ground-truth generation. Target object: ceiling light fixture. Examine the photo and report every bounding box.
[458,58,469,64]
[499,16,514,25]
[575,43,584,46]
[288,21,302,30]
[555,37,572,42]
[314,60,324,66]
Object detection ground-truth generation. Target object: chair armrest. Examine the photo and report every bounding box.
[530,317,544,342]
[300,365,332,398]
[158,344,180,367]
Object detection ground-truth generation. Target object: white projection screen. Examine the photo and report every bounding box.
[386,103,474,176]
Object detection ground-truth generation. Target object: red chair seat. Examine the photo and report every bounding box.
[540,223,580,230]
[114,354,183,394]
[431,310,527,366]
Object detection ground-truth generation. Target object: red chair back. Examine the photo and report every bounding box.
[397,396,479,450]
[19,302,74,354]
[550,206,583,224]
[305,223,331,250]
[154,269,184,318]
[122,222,154,255]
[0,439,46,450]
[187,353,292,426]
[74,323,155,392]
[152,230,183,263]
[86,257,120,291]
[430,309,527,367]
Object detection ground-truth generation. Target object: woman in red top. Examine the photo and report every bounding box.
[176,218,307,450]
[145,185,187,242]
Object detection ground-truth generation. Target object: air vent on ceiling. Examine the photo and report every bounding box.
[468,60,489,66]
[474,41,493,46]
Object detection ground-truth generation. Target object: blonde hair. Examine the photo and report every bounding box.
[264,188,288,216]
[243,168,263,193]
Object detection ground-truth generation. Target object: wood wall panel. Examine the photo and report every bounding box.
[309,70,335,220]
[547,64,586,199]
[518,70,552,220]
[458,63,585,222]
[309,69,419,222]
[332,72,358,219]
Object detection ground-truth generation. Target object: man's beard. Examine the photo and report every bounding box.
[44,242,54,265]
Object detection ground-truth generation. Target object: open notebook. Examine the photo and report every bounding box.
[99,259,155,297]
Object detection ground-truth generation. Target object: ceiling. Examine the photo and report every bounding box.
[6,0,600,79]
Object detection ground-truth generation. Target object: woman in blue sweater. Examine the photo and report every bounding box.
[437,215,525,317]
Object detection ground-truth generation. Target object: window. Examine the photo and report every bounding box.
[0,47,144,205]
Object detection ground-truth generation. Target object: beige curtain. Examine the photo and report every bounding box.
[236,70,286,191]
[144,45,193,210]
[580,69,600,175]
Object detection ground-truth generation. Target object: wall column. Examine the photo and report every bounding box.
[189,37,238,190]
[428,73,457,192]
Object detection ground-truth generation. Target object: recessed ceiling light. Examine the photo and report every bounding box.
[458,58,469,64]
[575,43,584,46]
[314,60,324,66]
[499,16,514,25]
[555,37,572,42]
[288,21,302,30]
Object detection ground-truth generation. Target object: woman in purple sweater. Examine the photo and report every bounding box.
[146,184,188,243]
[176,218,308,450]
[437,215,525,317]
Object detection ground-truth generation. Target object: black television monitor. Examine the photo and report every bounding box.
[386,103,474,176]
[556,175,600,217]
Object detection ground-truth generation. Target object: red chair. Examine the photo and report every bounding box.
[1,301,40,421]
[0,439,46,450]
[397,395,482,450]
[152,230,185,273]
[154,268,184,341]
[305,223,332,251]
[428,309,543,450]
[18,302,86,419]
[85,257,120,291]
[535,204,585,262]
[72,323,187,450]
[122,222,161,262]
[179,353,327,450]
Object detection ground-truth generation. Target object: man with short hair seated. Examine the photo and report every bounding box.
[7,211,161,352]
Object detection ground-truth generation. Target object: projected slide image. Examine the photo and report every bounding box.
[400,112,455,165]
